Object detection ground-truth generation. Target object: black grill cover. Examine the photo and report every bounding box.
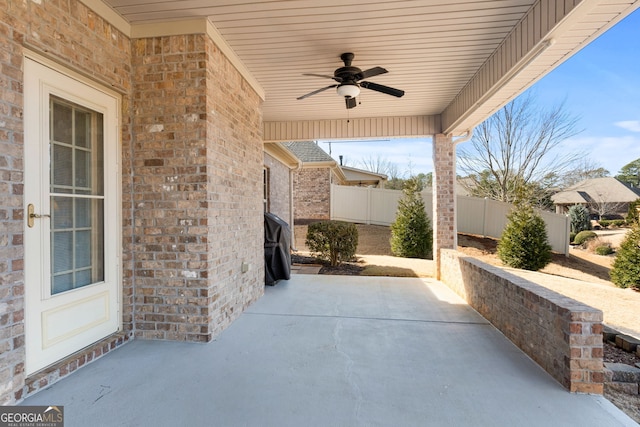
[264,212,291,285]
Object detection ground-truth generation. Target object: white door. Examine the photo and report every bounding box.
[24,57,120,375]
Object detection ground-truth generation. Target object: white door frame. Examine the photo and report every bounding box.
[23,52,122,375]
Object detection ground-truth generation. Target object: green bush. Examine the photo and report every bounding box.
[594,245,614,256]
[568,204,591,234]
[626,198,640,225]
[390,177,433,259]
[597,219,612,229]
[497,203,552,271]
[569,232,577,244]
[601,219,626,228]
[610,225,640,290]
[573,230,597,246]
[306,221,358,266]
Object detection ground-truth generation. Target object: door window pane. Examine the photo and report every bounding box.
[52,231,73,273]
[52,145,73,188]
[52,196,73,229]
[52,103,72,144]
[50,97,105,295]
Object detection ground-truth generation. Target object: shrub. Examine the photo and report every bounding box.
[597,219,612,229]
[625,198,640,225]
[306,220,358,266]
[601,219,626,228]
[568,205,591,234]
[594,245,614,256]
[573,230,597,246]
[569,232,577,244]
[390,177,433,259]
[610,225,640,290]
[497,203,552,271]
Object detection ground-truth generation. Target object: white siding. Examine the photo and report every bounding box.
[263,115,440,142]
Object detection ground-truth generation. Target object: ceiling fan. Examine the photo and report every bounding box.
[297,52,405,109]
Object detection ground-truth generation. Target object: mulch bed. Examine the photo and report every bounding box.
[604,341,640,366]
[291,254,364,275]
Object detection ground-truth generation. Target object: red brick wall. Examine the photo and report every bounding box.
[293,167,331,222]
[440,250,604,394]
[0,0,131,405]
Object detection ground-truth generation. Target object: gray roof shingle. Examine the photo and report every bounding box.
[282,141,334,163]
[552,177,640,204]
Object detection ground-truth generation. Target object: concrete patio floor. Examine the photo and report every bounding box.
[22,275,637,427]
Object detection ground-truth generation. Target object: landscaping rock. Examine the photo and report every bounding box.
[605,382,639,395]
[604,362,640,383]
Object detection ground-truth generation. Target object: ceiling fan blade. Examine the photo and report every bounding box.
[302,73,342,82]
[357,66,388,80]
[360,81,404,97]
[297,84,338,100]
[345,97,357,109]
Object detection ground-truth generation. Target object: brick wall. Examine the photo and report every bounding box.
[1,0,265,404]
[293,167,331,222]
[440,249,604,394]
[264,153,292,224]
[204,37,264,336]
[130,34,264,341]
[0,0,132,405]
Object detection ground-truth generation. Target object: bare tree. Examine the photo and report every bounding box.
[458,93,582,204]
[589,193,626,220]
[358,155,397,176]
[560,158,610,189]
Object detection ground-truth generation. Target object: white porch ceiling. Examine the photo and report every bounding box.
[101,0,639,135]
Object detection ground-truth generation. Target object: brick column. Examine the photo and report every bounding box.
[130,34,264,342]
[432,134,456,279]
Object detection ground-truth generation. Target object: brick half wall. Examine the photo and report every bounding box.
[440,249,604,394]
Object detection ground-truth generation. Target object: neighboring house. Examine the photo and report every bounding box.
[551,177,640,218]
[263,143,301,227]
[341,165,388,188]
[282,141,387,223]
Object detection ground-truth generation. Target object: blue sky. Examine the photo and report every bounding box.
[318,8,640,178]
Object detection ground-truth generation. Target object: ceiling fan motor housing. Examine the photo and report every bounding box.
[334,66,362,83]
[335,53,361,83]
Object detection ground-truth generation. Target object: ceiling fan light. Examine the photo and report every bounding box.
[336,84,360,98]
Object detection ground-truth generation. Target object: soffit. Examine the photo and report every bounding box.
[101,0,640,134]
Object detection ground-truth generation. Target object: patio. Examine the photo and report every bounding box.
[22,275,635,427]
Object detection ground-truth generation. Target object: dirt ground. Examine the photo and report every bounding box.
[294,223,640,422]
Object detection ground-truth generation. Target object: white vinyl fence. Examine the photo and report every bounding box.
[330,184,570,254]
